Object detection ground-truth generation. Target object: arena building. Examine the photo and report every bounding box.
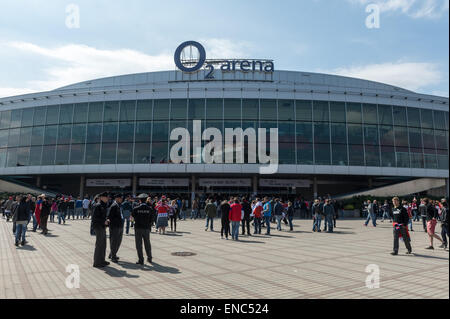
[0,41,448,199]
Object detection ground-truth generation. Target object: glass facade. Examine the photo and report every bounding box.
[0,99,448,169]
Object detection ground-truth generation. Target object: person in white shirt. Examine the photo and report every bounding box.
[82,197,90,219]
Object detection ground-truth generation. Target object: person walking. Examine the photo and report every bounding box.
[50,199,57,223]
[92,192,110,268]
[169,199,178,232]
[82,196,90,219]
[132,194,154,265]
[67,197,75,220]
[204,199,216,231]
[419,199,427,232]
[274,198,284,231]
[155,197,169,235]
[252,198,263,234]
[364,200,377,227]
[3,196,13,222]
[424,198,445,250]
[191,199,199,220]
[391,197,412,255]
[439,200,448,250]
[12,196,29,246]
[262,197,272,235]
[57,197,67,225]
[75,197,83,219]
[241,197,252,236]
[40,196,51,235]
[220,200,231,239]
[108,193,124,263]
[381,200,392,222]
[312,199,321,232]
[286,201,295,231]
[121,195,133,235]
[229,198,242,241]
[33,195,42,232]
[323,199,334,233]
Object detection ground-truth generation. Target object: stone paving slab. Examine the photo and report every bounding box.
[0,217,448,299]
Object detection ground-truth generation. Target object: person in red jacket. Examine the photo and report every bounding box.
[229,198,243,241]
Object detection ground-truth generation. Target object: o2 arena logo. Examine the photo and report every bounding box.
[170,120,279,175]
[174,41,274,79]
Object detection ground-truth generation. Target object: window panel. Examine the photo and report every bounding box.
[55,145,70,165]
[188,99,205,120]
[44,126,58,145]
[17,147,29,166]
[0,148,6,167]
[136,100,152,120]
[0,130,8,147]
[349,145,364,166]
[29,146,42,166]
[278,123,295,143]
[57,125,72,145]
[117,143,133,164]
[0,111,11,129]
[19,127,32,147]
[313,101,329,122]
[330,102,346,123]
[59,104,74,124]
[410,148,424,168]
[332,144,348,166]
[85,143,100,164]
[103,101,119,122]
[70,144,84,165]
[224,99,241,120]
[21,108,34,127]
[6,148,17,167]
[364,125,379,145]
[435,130,448,150]
[260,99,277,120]
[314,123,330,144]
[379,125,395,146]
[407,107,420,128]
[396,147,410,168]
[102,122,118,143]
[433,111,447,130]
[118,122,135,143]
[101,143,117,164]
[31,127,44,146]
[151,142,167,163]
[296,100,312,121]
[41,145,56,165]
[88,102,104,122]
[437,151,448,170]
[134,142,150,163]
[135,122,152,143]
[365,145,380,166]
[408,127,422,149]
[393,106,407,126]
[348,124,363,144]
[206,99,223,120]
[346,103,362,123]
[86,123,102,144]
[394,126,408,147]
[422,129,435,149]
[152,122,168,142]
[46,105,59,125]
[170,99,187,120]
[120,100,136,121]
[242,99,259,120]
[73,103,88,123]
[10,109,22,128]
[363,104,378,124]
[279,143,295,164]
[314,143,331,165]
[33,107,46,126]
[8,128,20,147]
[420,109,433,129]
[278,100,295,121]
[424,153,437,169]
[296,122,312,143]
[381,146,395,167]
[378,105,393,125]
[71,124,86,144]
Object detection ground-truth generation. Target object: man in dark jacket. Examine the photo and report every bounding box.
[108,194,124,263]
[241,197,252,236]
[132,194,154,265]
[92,192,110,268]
[13,196,29,246]
[440,200,448,249]
[40,197,51,235]
[220,200,231,239]
[391,197,412,255]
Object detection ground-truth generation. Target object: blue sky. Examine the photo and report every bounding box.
[0,0,448,97]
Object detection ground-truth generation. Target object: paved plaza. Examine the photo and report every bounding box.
[0,217,448,299]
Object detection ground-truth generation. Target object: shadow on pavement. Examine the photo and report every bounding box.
[16,244,37,251]
[102,265,140,278]
[412,253,449,261]
[235,240,265,244]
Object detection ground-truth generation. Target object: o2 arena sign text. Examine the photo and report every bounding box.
[174,41,274,79]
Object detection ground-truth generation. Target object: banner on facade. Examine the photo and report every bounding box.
[199,178,252,187]
[259,179,311,188]
[139,178,190,187]
[86,179,131,188]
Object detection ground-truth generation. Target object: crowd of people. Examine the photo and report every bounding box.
[1,192,448,268]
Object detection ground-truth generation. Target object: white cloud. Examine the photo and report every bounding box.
[0,39,254,98]
[348,0,449,18]
[321,61,444,93]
